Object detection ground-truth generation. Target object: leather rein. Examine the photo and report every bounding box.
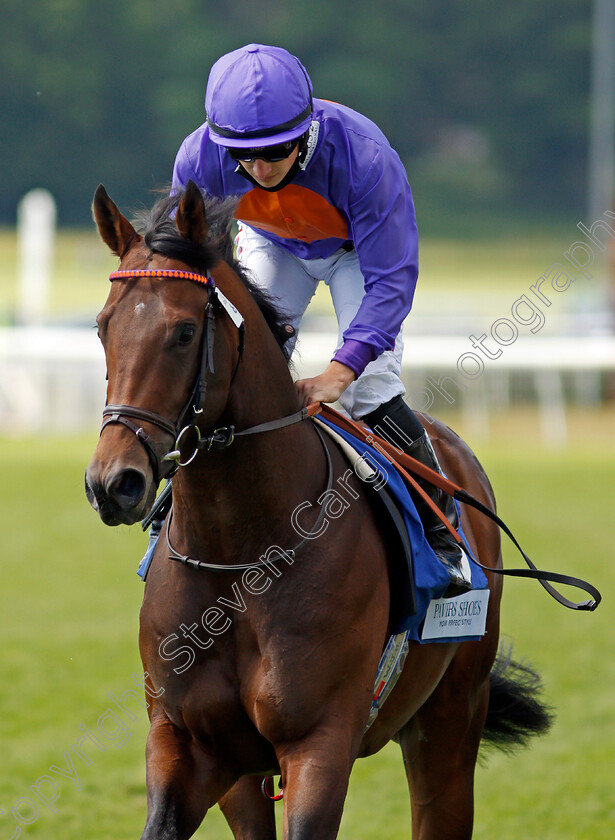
[100,269,601,612]
[317,405,601,612]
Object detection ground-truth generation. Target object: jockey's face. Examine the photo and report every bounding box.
[238,146,299,188]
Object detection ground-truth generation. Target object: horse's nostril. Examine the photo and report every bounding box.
[108,469,146,510]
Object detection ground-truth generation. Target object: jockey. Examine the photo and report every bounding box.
[171,43,472,595]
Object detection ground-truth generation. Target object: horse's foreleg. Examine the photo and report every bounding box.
[218,776,277,840]
[398,665,491,840]
[276,725,359,840]
[140,705,234,840]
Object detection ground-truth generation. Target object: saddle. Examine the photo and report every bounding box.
[313,404,601,729]
[314,409,489,642]
[315,404,600,614]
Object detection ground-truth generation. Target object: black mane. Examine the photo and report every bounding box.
[134,190,293,359]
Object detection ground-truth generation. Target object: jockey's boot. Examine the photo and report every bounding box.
[362,395,472,597]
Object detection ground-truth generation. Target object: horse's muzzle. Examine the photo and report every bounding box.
[85,464,150,526]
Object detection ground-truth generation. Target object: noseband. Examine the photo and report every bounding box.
[100,268,245,485]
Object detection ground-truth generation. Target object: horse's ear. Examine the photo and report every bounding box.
[175,180,209,244]
[92,184,140,258]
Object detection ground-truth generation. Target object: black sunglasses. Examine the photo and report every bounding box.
[227,140,297,163]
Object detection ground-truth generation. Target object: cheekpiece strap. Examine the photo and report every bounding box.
[109,269,215,288]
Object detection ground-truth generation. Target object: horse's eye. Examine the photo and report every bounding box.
[178,324,197,346]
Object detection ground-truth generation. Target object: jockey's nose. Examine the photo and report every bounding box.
[252,158,274,180]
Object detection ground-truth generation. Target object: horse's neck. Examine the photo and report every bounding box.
[172,418,325,564]
[171,275,327,560]
[211,259,299,431]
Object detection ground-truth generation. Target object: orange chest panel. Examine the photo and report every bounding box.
[234,185,349,243]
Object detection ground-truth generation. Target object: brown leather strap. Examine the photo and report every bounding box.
[234,402,322,437]
[316,404,460,540]
[315,404,601,611]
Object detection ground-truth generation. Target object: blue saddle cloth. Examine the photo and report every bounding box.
[319,418,488,644]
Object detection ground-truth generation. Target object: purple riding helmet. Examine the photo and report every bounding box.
[205,44,313,149]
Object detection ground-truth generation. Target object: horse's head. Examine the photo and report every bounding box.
[85,182,260,526]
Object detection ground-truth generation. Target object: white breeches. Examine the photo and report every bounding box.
[235,223,405,418]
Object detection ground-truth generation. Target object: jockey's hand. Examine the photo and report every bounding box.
[295,361,356,407]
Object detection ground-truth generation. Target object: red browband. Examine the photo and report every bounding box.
[109,269,215,287]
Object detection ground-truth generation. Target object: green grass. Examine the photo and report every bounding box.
[0,420,613,838]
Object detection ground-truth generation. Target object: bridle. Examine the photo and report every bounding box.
[100,268,313,485]
[98,270,602,609]
[100,268,225,484]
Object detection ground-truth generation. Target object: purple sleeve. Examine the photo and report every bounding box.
[332,142,418,376]
[332,339,377,377]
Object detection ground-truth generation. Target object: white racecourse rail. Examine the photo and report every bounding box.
[1,326,614,444]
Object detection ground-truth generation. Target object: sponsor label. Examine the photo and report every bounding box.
[421,589,490,640]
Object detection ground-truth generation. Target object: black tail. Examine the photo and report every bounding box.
[481,644,554,753]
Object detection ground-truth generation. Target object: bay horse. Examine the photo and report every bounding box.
[85,182,552,840]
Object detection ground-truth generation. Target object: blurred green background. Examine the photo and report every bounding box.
[1,2,614,838]
[0,0,600,230]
